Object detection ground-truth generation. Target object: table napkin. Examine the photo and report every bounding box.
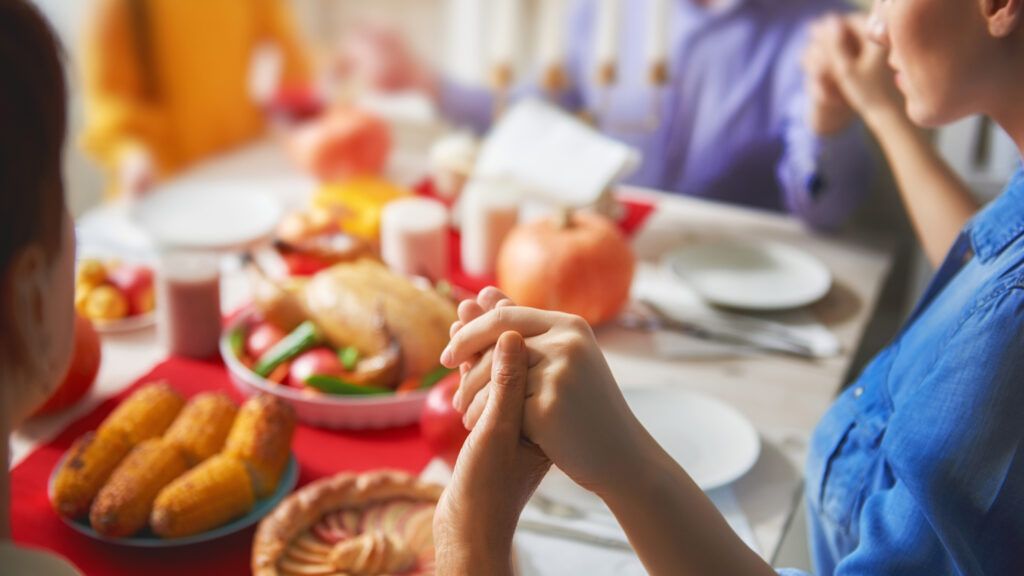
[474,98,641,206]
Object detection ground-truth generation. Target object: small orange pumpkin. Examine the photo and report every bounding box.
[286,107,391,182]
[497,210,635,325]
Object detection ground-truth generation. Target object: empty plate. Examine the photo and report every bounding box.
[535,389,761,513]
[131,182,283,251]
[665,240,832,311]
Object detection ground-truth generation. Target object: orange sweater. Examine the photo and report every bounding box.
[81,0,310,193]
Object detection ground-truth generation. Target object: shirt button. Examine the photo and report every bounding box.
[853,387,864,398]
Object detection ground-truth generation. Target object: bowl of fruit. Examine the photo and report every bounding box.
[222,258,458,430]
[75,257,156,333]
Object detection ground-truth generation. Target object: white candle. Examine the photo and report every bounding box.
[594,0,621,85]
[381,198,450,282]
[538,0,567,68]
[538,0,569,91]
[490,0,522,74]
[460,180,521,277]
[646,0,670,84]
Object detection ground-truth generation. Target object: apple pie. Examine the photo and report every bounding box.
[252,471,442,576]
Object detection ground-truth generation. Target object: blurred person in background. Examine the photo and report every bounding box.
[1,0,81,573]
[806,13,982,267]
[80,0,311,198]
[433,0,1024,572]
[344,0,877,231]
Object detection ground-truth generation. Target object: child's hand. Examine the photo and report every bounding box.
[434,331,549,575]
[442,288,649,498]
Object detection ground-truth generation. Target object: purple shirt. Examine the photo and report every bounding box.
[440,0,871,231]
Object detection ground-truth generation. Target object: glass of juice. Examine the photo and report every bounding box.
[156,250,222,359]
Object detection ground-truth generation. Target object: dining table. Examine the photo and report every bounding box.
[9,138,896,574]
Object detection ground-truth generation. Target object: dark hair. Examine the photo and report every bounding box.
[0,0,68,277]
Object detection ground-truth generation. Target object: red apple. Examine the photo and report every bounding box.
[106,264,155,315]
[288,347,344,389]
[246,322,287,360]
[420,372,468,467]
[34,314,101,416]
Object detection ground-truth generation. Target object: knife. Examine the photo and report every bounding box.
[637,299,818,359]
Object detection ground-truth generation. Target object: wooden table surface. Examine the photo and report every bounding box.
[605,186,895,560]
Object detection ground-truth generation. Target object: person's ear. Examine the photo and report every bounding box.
[7,244,53,367]
[982,0,1023,37]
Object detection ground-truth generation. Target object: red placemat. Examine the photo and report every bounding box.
[10,357,434,576]
[415,181,657,294]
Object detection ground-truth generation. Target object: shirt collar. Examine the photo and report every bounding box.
[968,168,1024,262]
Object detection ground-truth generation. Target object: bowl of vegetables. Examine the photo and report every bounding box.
[222,311,452,430]
[221,259,458,430]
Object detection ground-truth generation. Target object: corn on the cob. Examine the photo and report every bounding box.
[224,395,296,498]
[89,438,190,537]
[50,427,133,519]
[164,392,238,465]
[150,454,255,538]
[98,382,185,445]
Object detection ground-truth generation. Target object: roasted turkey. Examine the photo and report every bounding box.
[251,259,457,384]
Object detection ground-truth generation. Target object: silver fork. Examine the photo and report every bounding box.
[628,299,819,359]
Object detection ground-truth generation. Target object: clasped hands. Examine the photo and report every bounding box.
[803,12,904,136]
[431,287,648,575]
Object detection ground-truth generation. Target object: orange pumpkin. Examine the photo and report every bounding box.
[286,107,391,182]
[497,210,635,325]
[34,314,101,417]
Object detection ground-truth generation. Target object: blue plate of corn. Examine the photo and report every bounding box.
[48,383,300,547]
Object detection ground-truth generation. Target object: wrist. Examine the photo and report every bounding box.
[434,505,515,575]
[435,534,513,575]
[862,102,910,135]
[597,426,696,526]
[810,105,855,137]
[591,415,674,504]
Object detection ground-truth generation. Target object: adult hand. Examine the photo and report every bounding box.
[434,331,550,575]
[803,16,857,135]
[337,27,437,98]
[817,14,904,128]
[442,288,648,499]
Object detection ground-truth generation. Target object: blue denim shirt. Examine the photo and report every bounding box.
[780,169,1024,575]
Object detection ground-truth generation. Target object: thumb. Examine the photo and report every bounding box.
[477,331,528,438]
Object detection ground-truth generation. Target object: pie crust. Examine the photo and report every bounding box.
[252,471,443,576]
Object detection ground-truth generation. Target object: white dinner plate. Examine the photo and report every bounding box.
[92,311,156,334]
[131,182,283,251]
[664,240,832,311]
[535,389,761,513]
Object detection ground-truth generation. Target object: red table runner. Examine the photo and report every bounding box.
[11,195,655,575]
